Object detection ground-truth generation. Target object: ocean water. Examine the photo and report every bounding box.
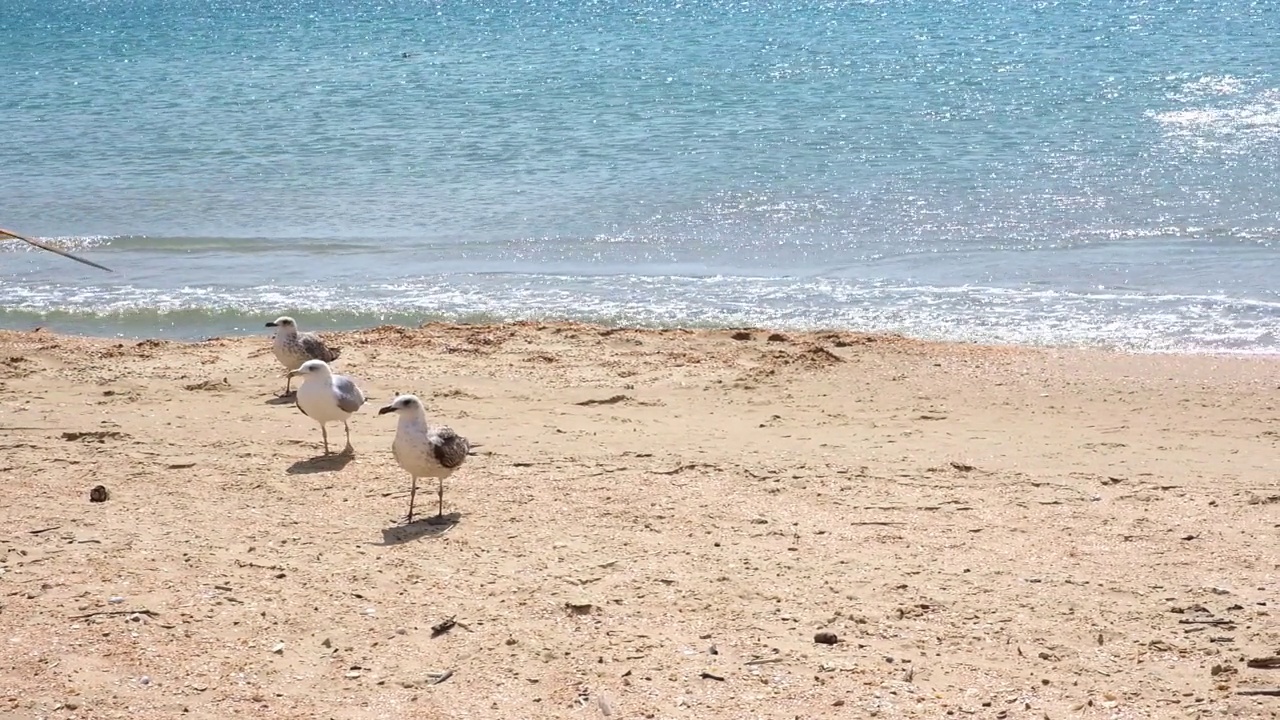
[2,0,1278,352]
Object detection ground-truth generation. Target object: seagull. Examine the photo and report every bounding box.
[1,226,113,272]
[288,359,366,455]
[378,394,471,524]
[266,316,340,396]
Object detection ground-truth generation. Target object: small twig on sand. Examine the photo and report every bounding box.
[850,521,907,526]
[426,669,454,685]
[235,560,284,571]
[744,657,785,666]
[1178,619,1234,626]
[655,463,710,475]
[70,609,158,620]
[1247,656,1280,669]
[1236,689,1280,697]
[700,671,725,681]
[372,489,410,498]
[28,526,61,535]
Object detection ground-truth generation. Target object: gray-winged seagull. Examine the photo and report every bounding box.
[288,359,366,455]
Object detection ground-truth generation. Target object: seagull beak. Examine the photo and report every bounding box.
[265,322,278,328]
[378,405,396,415]
[286,369,303,378]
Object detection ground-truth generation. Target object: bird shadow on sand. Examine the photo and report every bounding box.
[286,452,354,475]
[374,513,462,546]
[264,394,296,406]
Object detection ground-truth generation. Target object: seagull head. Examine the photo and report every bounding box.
[287,358,332,379]
[265,316,297,334]
[378,393,424,417]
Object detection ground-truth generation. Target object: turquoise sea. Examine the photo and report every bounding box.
[2,0,1278,352]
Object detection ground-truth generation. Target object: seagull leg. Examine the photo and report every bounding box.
[426,479,452,525]
[321,424,330,455]
[343,421,353,454]
[405,476,419,524]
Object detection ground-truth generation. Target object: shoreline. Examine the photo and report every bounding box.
[1,321,1277,718]
[4,318,1280,361]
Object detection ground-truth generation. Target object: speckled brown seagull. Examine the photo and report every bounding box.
[378,393,472,524]
[265,316,341,396]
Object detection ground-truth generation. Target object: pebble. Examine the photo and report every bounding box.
[139,676,151,686]
[814,631,838,645]
[363,608,376,616]
[345,670,361,679]
[109,596,124,604]
[271,642,285,654]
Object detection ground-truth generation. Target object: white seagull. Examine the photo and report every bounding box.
[378,394,471,523]
[288,359,366,455]
[265,316,341,396]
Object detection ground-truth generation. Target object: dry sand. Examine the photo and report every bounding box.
[0,322,1277,720]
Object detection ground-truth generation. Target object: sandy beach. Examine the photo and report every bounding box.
[0,321,1276,719]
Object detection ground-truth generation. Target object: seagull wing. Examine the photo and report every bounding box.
[299,332,340,363]
[333,375,365,414]
[430,426,469,469]
[0,227,114,273]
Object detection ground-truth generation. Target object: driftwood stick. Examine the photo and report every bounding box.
[69,609,158,620]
